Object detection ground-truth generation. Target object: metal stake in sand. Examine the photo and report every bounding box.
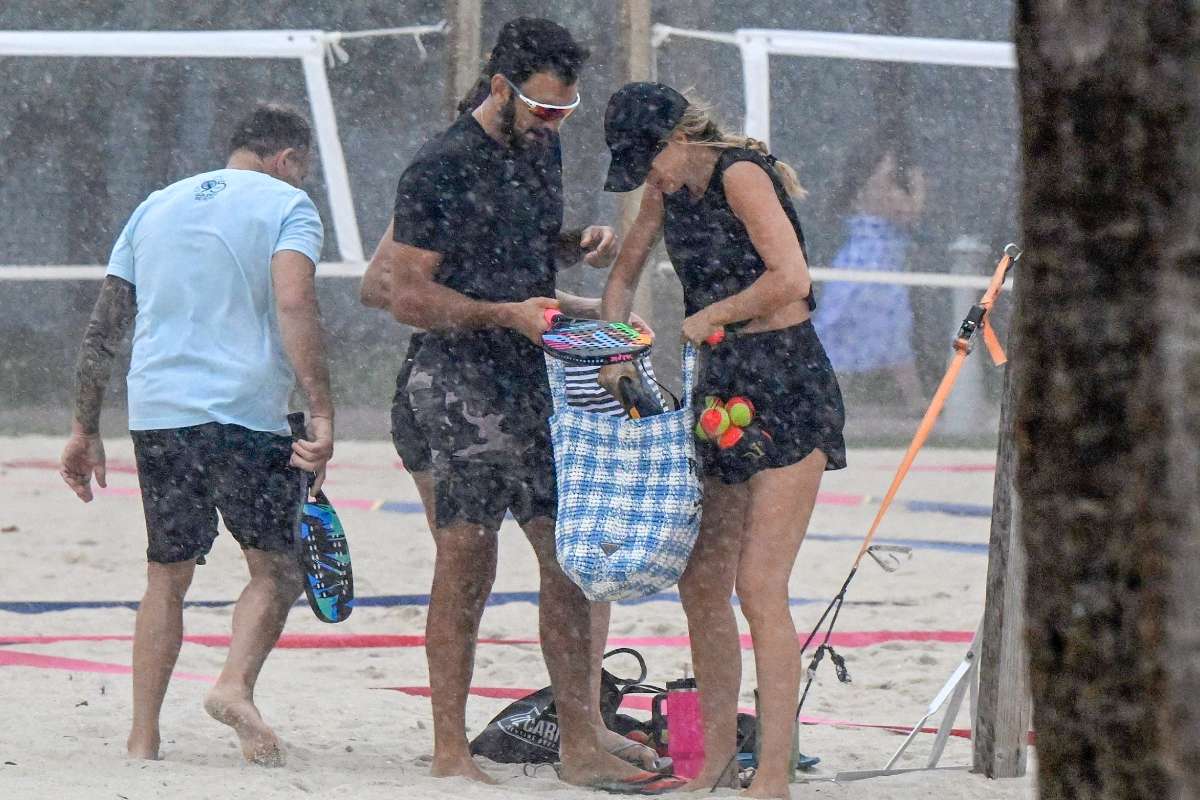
[793,244,1021,770]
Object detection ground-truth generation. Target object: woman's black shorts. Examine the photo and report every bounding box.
[693,320,847,484]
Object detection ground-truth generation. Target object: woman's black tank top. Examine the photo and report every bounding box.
[663,148,814,318]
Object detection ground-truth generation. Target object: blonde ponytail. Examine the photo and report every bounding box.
[672,96,807,198]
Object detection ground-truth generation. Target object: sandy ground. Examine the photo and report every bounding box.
[0,436,1034,799]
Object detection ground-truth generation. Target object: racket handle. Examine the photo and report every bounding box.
[705,329,726,346]
[617,375,662,419]
[544,308,564,328]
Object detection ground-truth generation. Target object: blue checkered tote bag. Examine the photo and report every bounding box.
[546,346,702,601]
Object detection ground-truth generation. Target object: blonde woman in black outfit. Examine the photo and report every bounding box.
[599,84,846,798]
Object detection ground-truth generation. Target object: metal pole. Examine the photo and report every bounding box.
[941,235,991,436]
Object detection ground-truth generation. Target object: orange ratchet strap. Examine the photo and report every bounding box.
[852,243,1020,570]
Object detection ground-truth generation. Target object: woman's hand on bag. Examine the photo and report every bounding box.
[681,309,722,346]
[597,362,638,398]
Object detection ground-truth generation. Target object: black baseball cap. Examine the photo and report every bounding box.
[603,82,689,192]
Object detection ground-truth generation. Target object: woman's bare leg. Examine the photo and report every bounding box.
[736,450,827,799]
[677,478,749,789]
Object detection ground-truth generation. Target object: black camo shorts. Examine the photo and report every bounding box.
[391,333,432,472]
[405,333,557,531]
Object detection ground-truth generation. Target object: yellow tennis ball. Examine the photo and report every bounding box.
[694,420,710,442]
[726,396,755,427]
[704,395,724,410]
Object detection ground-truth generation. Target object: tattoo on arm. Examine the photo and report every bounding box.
[74,276,135,434]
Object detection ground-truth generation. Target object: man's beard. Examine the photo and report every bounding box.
[500,97,555,151]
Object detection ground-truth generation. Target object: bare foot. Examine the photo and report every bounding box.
[204,686,285,767]
[681,767,741,792]
[740,775,791,798]
[596,727,665,771]
[430,753,497,784]
[126,731,162,761]
[557,747,648,787]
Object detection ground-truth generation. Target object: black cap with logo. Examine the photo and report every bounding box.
[603,82,689,192]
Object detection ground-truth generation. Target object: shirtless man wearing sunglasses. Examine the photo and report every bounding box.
[358,17,681,796]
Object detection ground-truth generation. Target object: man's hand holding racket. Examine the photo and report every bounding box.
[291,415,334,497]
[503,296,561,344]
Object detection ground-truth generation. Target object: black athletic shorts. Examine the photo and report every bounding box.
[391,334,432,473]
[694,320,848,484]
[406,335,557,531]
[130,422,301,563]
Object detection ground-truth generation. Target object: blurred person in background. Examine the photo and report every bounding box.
[813,136,928,415]
[58,104,333,766]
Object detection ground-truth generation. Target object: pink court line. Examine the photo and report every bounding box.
[2,459,993,478]
[0,648,213,682]
[383,686,972,740]
[0,630,972,650]
[84,487,880,510]
[1,458,402,475]
[0,650,979,743]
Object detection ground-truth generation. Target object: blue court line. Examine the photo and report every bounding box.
[807,533,989,555]
[0,533,984,615]
[901,501,991,518]
[0,532,983,615]
[369,499,992,519]
[0,592,914,616]
[378,501,427,515]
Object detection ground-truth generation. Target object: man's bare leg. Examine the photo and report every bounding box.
[204,549,302,766]
[128,560,196,759]
[410,470,436,532]
[522,517,644,785]
[588,603,663,769]
[425,521,499,782]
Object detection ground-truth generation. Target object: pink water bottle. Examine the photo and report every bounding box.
[651,677,705,779]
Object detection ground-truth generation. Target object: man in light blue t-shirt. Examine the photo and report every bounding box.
[59,105,333,766]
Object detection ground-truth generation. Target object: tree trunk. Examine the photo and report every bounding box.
[1014,2,1200,798]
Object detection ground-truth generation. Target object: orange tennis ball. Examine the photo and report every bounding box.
[694,420,711,443]
[726,396,755,427]
[717,425,743,450]
[699,406,730,439]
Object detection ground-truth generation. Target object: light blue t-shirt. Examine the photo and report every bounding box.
[106,168,324,433]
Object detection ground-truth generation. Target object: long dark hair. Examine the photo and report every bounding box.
[826,129,916,219]
[455,18,589,115]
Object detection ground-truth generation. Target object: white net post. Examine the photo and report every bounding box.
[302,50,364,262]
[737,32,772,147]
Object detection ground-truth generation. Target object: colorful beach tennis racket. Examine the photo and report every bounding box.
[540,309,653,365]
[288,413,354,624]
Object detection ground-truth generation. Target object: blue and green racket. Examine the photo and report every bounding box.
[288,413,354,624]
